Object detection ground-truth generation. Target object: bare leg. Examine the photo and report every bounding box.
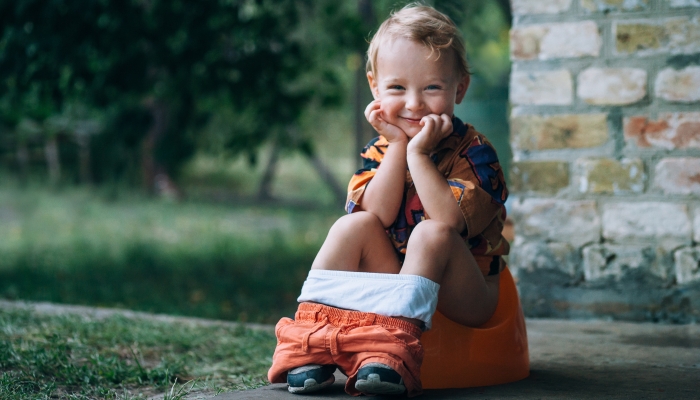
[311,211,401,274]
[399,220,500,327]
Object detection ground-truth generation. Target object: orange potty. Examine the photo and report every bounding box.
[420,267,529,388]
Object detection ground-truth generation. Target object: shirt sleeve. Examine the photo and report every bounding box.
[446,134,508,239]
[345,136,388,213]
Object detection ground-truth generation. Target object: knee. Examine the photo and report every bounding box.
[330,211,383,236]
[408,220,458,248]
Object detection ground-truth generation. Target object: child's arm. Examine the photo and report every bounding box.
[347,100,409,228]
[358,140,407,228]
[406,114,466,233]
[407,115,508,238]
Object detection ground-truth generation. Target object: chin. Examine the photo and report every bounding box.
[395,123,419,138]
[405,129,421,139]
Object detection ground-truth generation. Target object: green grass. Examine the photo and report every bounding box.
[0,185,343,323]
[0,158,348,398]
[0,307,276,399]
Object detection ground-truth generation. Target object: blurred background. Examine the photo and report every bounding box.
[0,0,511,323]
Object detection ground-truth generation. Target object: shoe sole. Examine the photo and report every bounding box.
[288,374,335,394]
[355,373,405,395]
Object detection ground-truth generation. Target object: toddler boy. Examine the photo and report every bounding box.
[268,4,509,397]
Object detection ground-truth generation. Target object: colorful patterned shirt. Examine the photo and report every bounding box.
[345,117,509,276]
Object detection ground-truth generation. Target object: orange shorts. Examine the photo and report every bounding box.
[267,302,425,397]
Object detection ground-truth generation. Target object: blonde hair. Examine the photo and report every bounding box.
[366,3,470,79]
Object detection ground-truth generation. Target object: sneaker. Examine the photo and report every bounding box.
[354,363,406,395]
[287,364,336,394]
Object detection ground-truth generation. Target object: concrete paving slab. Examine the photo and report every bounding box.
[219,319,700,399]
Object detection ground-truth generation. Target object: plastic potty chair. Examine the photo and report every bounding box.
[420,267,529,388]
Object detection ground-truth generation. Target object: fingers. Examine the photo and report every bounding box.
[440,113,453,135]
[364,100,408,143]
[409,114,455,155]
[365,100,385,131]
[364,100,381,123]
[420,114,436,132]
[367,109,382,126]
[420,114,449,136]
[420,114,453,137]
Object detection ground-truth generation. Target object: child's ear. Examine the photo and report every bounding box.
[454,74,470,104]
[367,71,379,99]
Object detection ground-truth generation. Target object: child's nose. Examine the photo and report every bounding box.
[405,92,423,111]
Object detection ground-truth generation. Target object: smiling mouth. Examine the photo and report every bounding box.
[400,116,423,124]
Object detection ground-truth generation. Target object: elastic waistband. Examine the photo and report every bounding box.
[296,302,423,338]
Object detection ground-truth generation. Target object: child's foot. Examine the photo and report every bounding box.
[286,364,336,394]
[354,363,406,395]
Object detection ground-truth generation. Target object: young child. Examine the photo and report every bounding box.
[267,4,509,397]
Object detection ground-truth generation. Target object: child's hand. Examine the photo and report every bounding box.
[365,100,408,144]
[407,113,453,156]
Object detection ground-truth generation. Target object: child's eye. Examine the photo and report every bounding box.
[388,85,405,90]
[426,85,442,90]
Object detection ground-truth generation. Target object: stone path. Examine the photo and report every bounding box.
[219,319,700,399]
[3,300,698,399]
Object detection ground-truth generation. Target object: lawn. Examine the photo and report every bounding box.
[0,305,276,399]
[0,124,355,395]
[0,158,348,399]
[0,185,343,323]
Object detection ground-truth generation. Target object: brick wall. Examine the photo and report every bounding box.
[508,0,700,322]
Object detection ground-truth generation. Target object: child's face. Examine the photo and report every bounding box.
[367,37,469,139]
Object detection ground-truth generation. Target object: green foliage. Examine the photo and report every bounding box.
[0,0,353,181]
[0,0,510,185]
[0,308,275,398]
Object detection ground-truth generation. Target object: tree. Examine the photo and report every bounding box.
[0,0,511,200]
[0,0,349,198]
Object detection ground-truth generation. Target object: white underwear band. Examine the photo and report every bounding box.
[297,269,440,330]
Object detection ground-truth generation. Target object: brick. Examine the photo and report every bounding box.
[670,0,700,6]
[695,205,700,242]
[511,199,600,247]
[655,66,700,103]
[615,24,666,53]
[581,0,649,12]
[674,247,700,284]
[511,0,572,15]
[624,112,700,149]
[511,113,608,151]
[511,161,569,193]
[510,70,573,105]
[509,26,546,60]
[577,68,646,105]
[510,22,601,60]
[665,17,700,53]
[576,158,645,194]
[510,242,580,278]
[615,17,700,55]
[653,157,700,195]
[583,244,670,281]
[602,202,691,245]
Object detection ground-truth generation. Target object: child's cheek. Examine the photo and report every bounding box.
[379,99,401,122]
